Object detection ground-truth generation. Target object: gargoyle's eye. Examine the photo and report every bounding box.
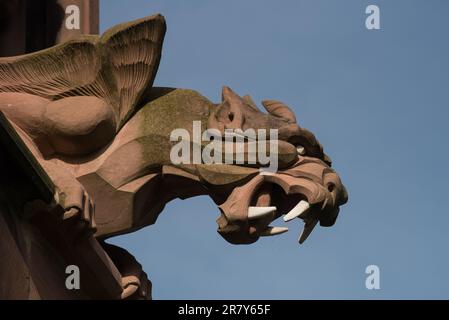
[296,145,306,156]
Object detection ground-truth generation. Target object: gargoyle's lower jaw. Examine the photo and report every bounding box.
[216,157,348,245]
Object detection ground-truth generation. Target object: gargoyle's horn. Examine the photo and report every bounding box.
[261,100,297,123]
[242,95,260,111]
[222,86,243,104]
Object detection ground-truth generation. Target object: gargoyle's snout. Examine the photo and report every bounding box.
[205,86,348,244]
[208,86,332,167]
[216,157,348,245]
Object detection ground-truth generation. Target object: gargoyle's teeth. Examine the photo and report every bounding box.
[296,146,305,155]
[283,200,310,222]
[248,206,276,219]
[260,226,288,237]
[298,219,318,244]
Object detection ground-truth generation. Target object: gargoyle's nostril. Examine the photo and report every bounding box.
[327,183,335,193]
[228,112,234,122]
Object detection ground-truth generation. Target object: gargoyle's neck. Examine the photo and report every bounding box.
[91,164,211,239]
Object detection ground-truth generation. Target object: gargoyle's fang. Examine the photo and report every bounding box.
[283,200,310,222]
[248,206,276,219]
[260,226,288,237]
[298,219,318,244]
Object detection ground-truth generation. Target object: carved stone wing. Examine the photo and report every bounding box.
[99,14,166,128]
[0,14,166,130]
[0,36,102,100]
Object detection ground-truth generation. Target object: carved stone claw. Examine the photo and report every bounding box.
[56,189,97,236]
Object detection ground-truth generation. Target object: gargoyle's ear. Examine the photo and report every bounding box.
[261,100,297,123]
[222,86,243,105]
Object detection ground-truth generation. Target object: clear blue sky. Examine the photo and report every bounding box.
[101,0,449,299]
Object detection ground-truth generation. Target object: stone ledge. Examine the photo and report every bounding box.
[0,111,123,299]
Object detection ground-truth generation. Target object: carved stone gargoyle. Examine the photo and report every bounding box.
[0,14,348,299]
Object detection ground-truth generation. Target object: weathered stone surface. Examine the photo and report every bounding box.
[0,14,348,299]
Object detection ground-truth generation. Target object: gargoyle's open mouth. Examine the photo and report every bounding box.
[216,157,348,245]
